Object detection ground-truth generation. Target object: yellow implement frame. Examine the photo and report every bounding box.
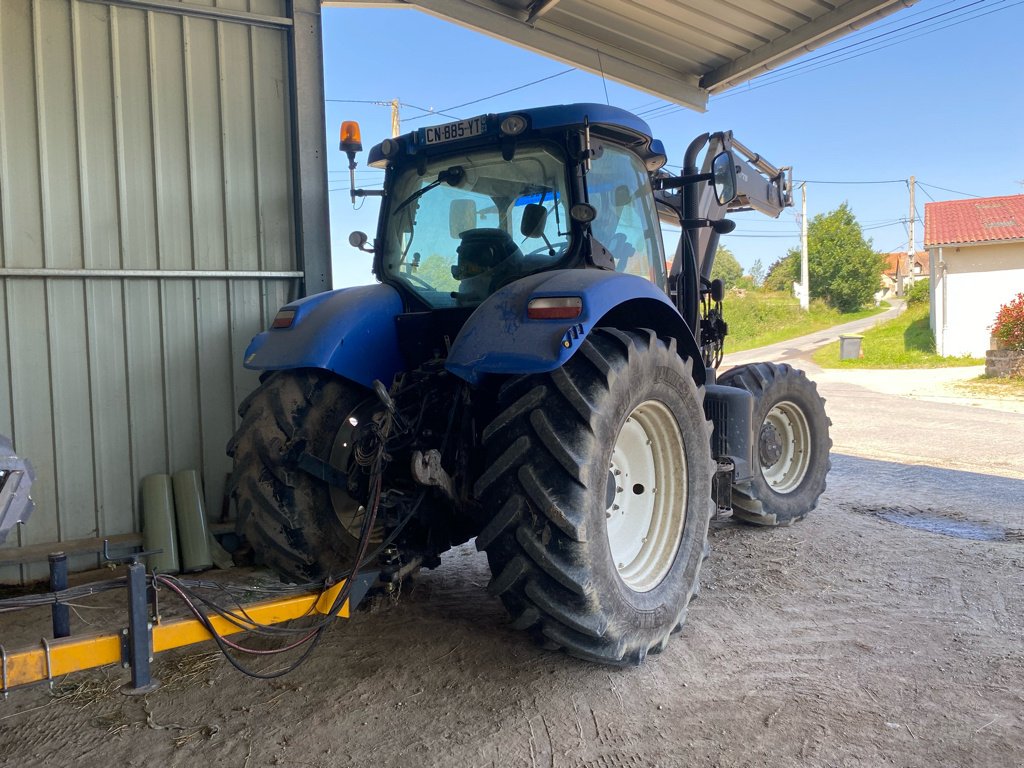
[2,580,352,693]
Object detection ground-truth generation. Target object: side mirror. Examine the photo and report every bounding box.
[449,200,477,238]
[710,278,725,303]
[712,151,737,206]
[349,231,373,253]
[520,203,548,238]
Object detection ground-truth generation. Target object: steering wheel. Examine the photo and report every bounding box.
[608,233,636,270]
[526,241,568,257]
[401,271,438,291]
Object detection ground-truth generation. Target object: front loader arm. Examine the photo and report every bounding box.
[712,132,793,219]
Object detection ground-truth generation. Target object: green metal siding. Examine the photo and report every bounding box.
[0,0,305,581]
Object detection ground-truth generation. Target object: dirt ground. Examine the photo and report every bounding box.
[1,372,1022,768]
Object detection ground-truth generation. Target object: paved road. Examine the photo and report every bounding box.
[717,300,1024,522]
[723,299,904,367]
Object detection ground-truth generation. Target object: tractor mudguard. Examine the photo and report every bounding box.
[446,269,704,385]
[242,284,405,389]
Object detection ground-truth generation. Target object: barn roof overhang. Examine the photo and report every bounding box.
[327,0,917,111]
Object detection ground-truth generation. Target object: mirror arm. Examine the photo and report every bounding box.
[680,218,736,234]
[345,150,359,205]
[653,172,713,191]
[352,189,385,198]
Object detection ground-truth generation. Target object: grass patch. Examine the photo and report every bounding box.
[813,303,984,368]
[954,375,1024,398]
[724,291,886,353]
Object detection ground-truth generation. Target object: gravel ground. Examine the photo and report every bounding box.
[1,363,1022,768]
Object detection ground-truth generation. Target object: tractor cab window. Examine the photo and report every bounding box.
[589,144,666,286]
[382,145,571,308]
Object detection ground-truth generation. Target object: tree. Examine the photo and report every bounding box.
[906,278,930,306]
[412,254,458,291]
[750,259,766,288]
[710,245,743,289]
[763,252,799,292]
[805,203,885,312]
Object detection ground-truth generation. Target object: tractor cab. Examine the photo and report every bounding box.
[346,105,674,311]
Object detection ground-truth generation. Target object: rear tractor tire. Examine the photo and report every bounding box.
[716,362,831,527]
[227,369,375,583]
[475,329,715,665]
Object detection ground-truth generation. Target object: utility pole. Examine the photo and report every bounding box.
[390,99,401,138]
[800,183,809,311]
[905,175,916,295]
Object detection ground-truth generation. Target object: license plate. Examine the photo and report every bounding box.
[422,116,487,145]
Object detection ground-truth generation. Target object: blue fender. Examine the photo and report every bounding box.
[445,270,704,385]
[242,284,405,389]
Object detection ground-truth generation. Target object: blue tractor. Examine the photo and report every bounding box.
[228,104,831,664]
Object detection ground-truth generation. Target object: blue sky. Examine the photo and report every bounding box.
[322,0,1024,287]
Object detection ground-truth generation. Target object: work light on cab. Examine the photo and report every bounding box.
[500,115,528,136]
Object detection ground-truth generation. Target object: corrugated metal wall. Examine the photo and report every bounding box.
[0,0,304,581]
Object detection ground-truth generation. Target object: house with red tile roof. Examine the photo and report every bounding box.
[880,250,929,297]
[924,194,1024,357]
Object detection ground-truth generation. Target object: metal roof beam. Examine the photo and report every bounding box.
[526,0,562,25]
[328,0,708,111]
[701,0,918,92]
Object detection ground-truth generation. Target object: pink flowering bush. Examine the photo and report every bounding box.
[991,292,1024,351]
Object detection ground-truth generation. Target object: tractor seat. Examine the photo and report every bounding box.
[451,228,525,303]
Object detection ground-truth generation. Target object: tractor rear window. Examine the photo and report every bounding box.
[382,144,571,308]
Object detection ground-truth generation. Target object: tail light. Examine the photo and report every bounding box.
[271,309,297,329]
[527,297,582,320]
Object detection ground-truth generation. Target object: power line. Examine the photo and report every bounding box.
[324,98,392,104]
[814,0,965,41]
[645,0,1021,118]
[727,233,801,238]
[329,185,383,193]
[400,101,461,121]
[403,68,577,124]
[323,98,462,123]
[731,0,1011,86]
[753,0,989,79]
[916,180,983,198]
[916,182,939,203]
[709,0,1021,100]
[628,97,665,113]
[793,178,906,185]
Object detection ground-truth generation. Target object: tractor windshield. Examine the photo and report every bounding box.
[381,144,571,308]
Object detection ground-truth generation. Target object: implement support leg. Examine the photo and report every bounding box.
[122,561,159,694]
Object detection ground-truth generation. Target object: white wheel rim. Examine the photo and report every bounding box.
[759,400,811,494]
[605,400,686,593]
[329,401,383,544]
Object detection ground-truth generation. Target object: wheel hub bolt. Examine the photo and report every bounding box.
[759,423,784,468]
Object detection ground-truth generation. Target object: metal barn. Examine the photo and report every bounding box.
[0,0,913,580]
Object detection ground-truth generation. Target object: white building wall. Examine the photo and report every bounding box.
[933,242,1024,358]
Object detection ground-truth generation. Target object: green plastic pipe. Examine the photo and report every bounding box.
[141,474,180,574]
[172,470,212,572]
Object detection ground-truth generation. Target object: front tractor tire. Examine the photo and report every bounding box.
[717,362,832,527]
[227,370,371,583]
[475,329,714,665]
